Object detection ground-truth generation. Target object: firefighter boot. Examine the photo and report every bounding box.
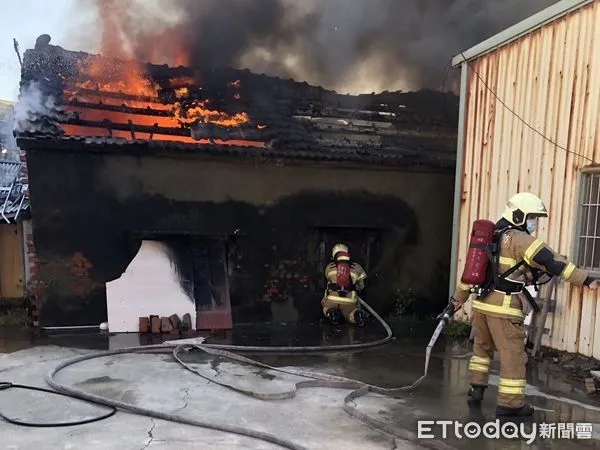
[353,309,366,327]
[496,403,534,417]
[326,308,344,326]
[467,385,486,406]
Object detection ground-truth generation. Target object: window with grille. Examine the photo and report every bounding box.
[577,172,600,272]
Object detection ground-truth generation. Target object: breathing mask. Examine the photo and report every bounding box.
[526,218,538,234]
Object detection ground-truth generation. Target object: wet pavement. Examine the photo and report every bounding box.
[1,321,600,449]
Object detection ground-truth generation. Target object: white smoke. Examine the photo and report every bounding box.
[0,103,19,162]
[13,81,60,134]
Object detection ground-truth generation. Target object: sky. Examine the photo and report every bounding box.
[0,0,96,103]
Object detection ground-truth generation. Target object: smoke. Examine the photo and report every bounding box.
[13,81,60,133]
[0,104,19,162]
[82,0,559,94]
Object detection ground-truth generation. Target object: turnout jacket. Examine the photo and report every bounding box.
[453,229,591,322]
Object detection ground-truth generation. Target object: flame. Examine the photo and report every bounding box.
[172,101,249,127]
[60,0,258,145]
[76,57,159,98]
[68,57,251,130]
[175,87,189,99]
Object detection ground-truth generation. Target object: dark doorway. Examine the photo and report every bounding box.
[190,237,233,330]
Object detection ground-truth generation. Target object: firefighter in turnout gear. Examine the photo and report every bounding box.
[452,193,600,417]
[322,244,368,326]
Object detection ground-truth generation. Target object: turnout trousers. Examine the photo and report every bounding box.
[468,310,528,408]
[321,295,361,324]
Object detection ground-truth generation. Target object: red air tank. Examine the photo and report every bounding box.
[336,262,351,289]
[461,219,496,286]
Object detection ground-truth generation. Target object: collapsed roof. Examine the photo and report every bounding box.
[0,103,29,222]
[15,34,458,169]
[0,161,29,223]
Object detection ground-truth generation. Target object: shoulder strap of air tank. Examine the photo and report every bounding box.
[485,229,502,288]
[495,226,525,280]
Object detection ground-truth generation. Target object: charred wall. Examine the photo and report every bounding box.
[24,147,454,326]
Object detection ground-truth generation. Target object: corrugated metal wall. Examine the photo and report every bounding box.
[455,1,600,357]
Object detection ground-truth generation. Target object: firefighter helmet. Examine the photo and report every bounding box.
[501,192,548,226]
[332,243,350,261]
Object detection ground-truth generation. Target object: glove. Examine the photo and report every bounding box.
[586,277,600,289]
[436,298,460,323]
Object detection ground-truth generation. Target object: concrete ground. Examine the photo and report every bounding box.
[2,322,600,449]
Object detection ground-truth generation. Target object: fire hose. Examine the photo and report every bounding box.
[1,297,458,450]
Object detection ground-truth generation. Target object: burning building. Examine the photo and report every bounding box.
[14,34,458,330]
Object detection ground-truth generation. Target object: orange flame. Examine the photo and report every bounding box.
[175,87,189,99]
[172,101,250,127]
[61,0,259,145]
[76,57,159,98]
[70,57,251,129]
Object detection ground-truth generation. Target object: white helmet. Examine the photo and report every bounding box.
[331,243,350,261]
[501,192,548,226]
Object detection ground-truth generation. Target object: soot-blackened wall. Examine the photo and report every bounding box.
[25,147,454,326]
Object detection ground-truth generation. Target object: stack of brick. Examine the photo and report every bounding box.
[139,313,193,335]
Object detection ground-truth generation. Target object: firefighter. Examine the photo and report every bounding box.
[451,192,599,417]
[322,243,367,326]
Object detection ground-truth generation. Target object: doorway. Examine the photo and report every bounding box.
[189,237,233,330]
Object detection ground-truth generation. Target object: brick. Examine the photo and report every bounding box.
[150,315,161,334]
[139,317,150,333]
[160,317,173,333]
[169,314,181,329]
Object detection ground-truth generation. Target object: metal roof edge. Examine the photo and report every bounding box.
[451,0,593,67]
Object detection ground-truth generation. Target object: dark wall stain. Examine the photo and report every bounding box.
[25,148,453,326]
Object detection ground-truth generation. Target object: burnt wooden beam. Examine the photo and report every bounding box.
[67,99,174,116]
[62,118,266,141]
